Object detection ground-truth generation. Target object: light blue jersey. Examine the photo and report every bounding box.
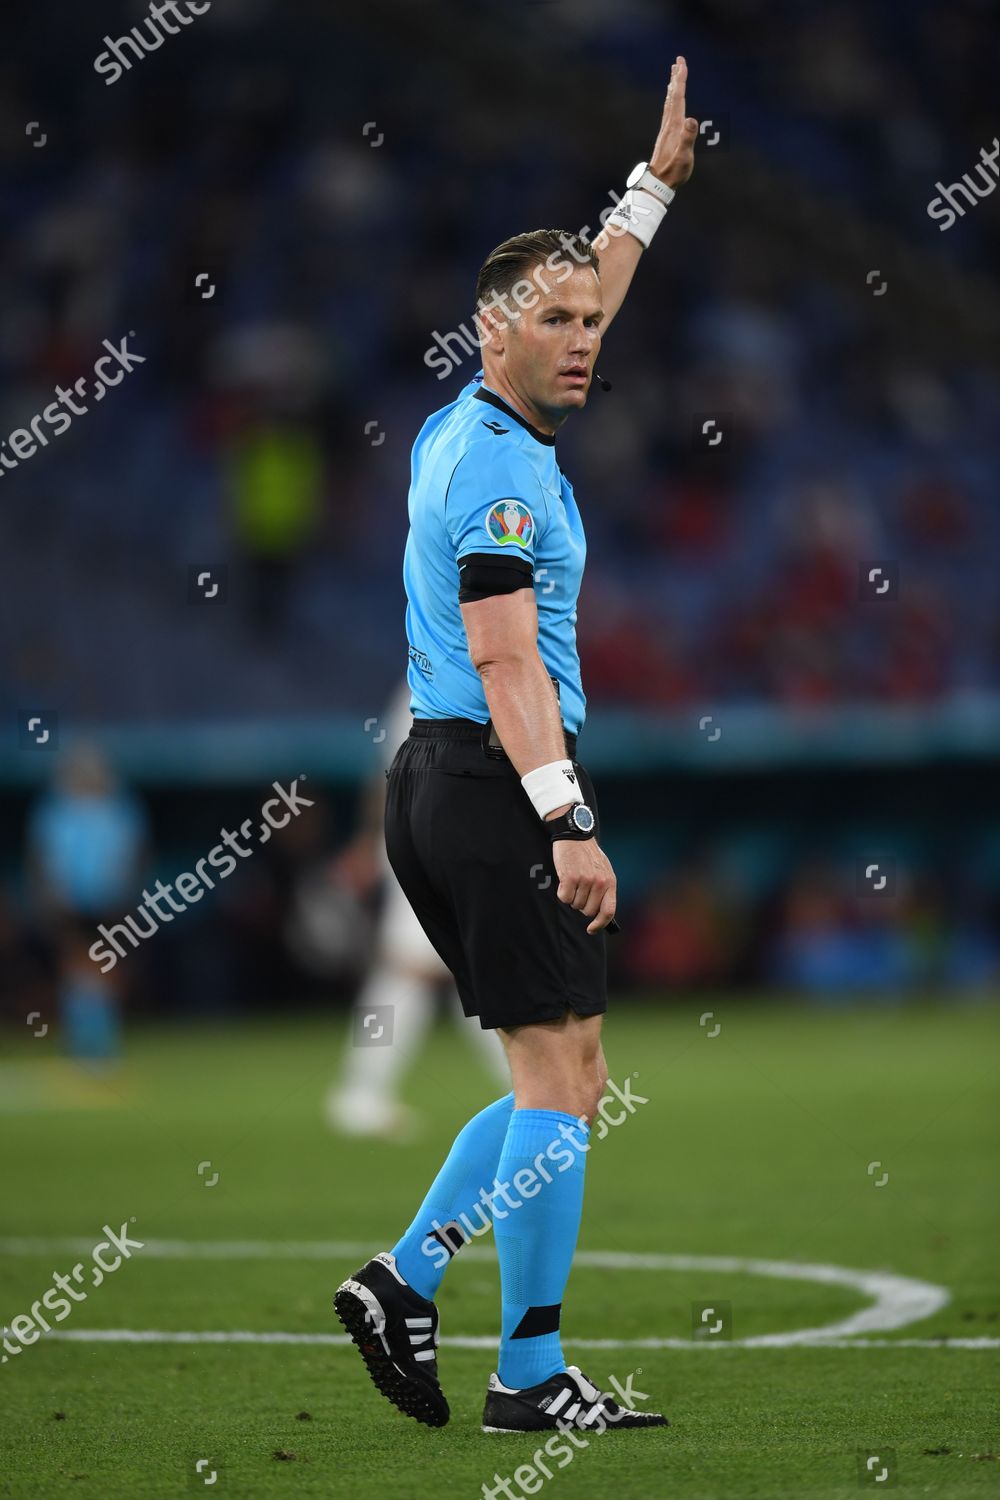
[29,791,147,914]
[403,370,587,734]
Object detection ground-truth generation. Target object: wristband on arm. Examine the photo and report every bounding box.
[603,162,675,249]
[520,759,584,819]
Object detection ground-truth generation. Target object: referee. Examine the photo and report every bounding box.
[336,58,697,1436]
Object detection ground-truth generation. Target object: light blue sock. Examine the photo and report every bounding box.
[391,1091,515,1300]
[494,1107,590,1390]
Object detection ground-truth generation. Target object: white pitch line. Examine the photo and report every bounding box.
[36,1330,1000,1350]
[0,1238,958,1349]
[0,1238,376,1260]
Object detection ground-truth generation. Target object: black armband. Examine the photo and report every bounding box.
[457,552,534,603]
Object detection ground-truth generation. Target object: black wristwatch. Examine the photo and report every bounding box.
[547,803,596,841]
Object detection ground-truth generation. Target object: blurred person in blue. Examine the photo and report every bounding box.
[27,745,148,1064]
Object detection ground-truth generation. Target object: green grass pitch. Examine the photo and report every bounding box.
[0,996,997,1497]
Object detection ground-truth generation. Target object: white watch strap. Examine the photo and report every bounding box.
[633,168,675,207]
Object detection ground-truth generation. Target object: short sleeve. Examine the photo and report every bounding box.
[445,442,547,566]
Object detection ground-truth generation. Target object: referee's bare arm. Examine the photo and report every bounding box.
[461,588,617,934]
[590,57,697,333]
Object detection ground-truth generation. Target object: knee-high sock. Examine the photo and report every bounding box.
[494,1107,590,1389]
[391,1091,516,1300]
[334,967,436,1118]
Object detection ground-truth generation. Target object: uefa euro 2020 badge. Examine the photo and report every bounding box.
[485,501,534,548]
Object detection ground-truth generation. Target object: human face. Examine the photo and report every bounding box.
[486,263,604,433]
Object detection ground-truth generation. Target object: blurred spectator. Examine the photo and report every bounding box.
[626,868,741,989]
[227,411,324,638]
[767,859,919,998]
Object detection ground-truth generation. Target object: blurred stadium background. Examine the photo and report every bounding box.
[3,0,1000,1030]
[2,3,999,1496]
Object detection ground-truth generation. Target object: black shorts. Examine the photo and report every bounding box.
[384,718,608,1031]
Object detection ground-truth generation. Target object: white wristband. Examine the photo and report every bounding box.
[604,187,668,250]
[521,759,585,820]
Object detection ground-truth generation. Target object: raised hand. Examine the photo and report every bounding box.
[649,56,698,189]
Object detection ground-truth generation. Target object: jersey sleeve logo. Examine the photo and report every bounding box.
[485,500,535,549]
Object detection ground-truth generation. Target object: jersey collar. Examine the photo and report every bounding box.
[474,386,556,447]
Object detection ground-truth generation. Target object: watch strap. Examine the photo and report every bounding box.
[547,804,596,842]
[634,168,675,207]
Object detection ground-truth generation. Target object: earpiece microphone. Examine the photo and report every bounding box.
[596,371,612,392]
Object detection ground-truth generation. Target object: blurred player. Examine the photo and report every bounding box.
[325,679,508,1139]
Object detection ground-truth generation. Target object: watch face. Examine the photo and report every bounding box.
[626,160,647,189]
[572,805,595,833]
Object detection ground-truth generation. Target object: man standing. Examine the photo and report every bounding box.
[336,59,697,1435]
[28,744,147,1067]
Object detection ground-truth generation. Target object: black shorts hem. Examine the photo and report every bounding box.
[472,997,608,1032]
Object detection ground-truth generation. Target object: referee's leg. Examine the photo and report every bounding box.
[498,1010,608,1121]
[486,1012,607,1393]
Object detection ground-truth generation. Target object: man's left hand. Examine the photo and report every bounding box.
[648,56,698,189]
